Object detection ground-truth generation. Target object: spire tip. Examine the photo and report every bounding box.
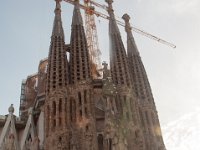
[122,13,130,23]
[122,13,132,32]
[8,104,14,114]
[105,0,113,4]
[55,0,61,13]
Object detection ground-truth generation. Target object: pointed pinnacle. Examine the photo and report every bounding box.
[105,0,113,5]
[122,13,132,32]
[55,0,61,13]
[72,0,83,25]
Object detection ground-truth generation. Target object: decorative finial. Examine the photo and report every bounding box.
[105,0,113,10]
[102,61,111,79]
[122,13,130,23]
[28,107,34,115]
[102,61,108,70]
[55,0,61,13]
[8,104,14,114]
[72,0,83,25]
[105,0,113,5]
[122,13,132,32]
[73,0,80,6]
[105,0,115,18]
[55,0,61,3]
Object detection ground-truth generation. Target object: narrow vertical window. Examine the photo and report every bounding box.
[65,98,67,125]
[98,134,104,150]
[59,98,62,113]
[70,99,73,122]
[46,105,50,135]
[53,101,56,116]
[70,98,76,123]
[78,92,82,106]
[84,90,87,104]
[108,139,112,150]
[52,101,56,129]
[145,111,150,125]
[139,109,145,127]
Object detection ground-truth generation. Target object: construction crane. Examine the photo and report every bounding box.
[63,0,176,48]
[84,0,102,78]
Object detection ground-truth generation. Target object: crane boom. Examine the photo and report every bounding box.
[63,0,176,48]
[116,20,176,48]
[89,0,108,11]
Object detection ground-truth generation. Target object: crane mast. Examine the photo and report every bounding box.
[84,0,102,78]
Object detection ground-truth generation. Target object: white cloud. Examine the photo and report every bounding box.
[163,108,200,150]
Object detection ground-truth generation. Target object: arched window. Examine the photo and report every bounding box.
[52,101,56,129]
[130,98,137,124]
[116,96,122,113]
[110,99,114,112]
[135,130,139,138]
[58,99,62,127]
[98,134,103,150]
[78,92,82,106]
[123,96,127,106]
[52,101,56,116]
[145,111,150,125]
[139,109,145,127]
[84,90,87,104]
[70,99,73,122]
[79,110,83,121]
[59,98,62,113]
[126,112,130,121]
[85,107,88,117]
[108,138,112,150]
[65,98,67,125]
[46,105,50,135]
[152,112,156,125]
[70,98,76,122]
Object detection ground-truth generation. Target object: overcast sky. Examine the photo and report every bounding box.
[0,0,200,125]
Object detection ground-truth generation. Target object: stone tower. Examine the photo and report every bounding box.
[45,0,98,149]
[106,0,131,88]
[45,0,69,149]
[104,0,145,149]
[67,0,98,149]
[122,13,166,150]
[69,0,91,84]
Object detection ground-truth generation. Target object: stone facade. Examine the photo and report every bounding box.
[0,0,166,150]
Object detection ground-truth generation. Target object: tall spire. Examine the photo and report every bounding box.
[52,0,64,37]
[46,0,68,93]
[106,0,120,35]
[72,0,83,26]
[45,1,69,148]
[105,0,131,87]
[69,0,91,84]
[122,14,139,56]
[122,13,153,103]
[122,14,166,149]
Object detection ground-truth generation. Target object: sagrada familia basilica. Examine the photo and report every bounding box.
[0,0,166,149]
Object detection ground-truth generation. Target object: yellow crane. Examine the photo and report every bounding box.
[64,0,176,48]
[63,0,176,77]
[84,0,102,78]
